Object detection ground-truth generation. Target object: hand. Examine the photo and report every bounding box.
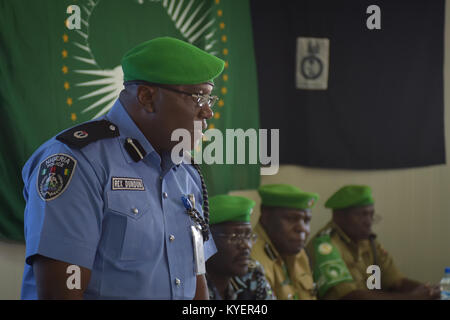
[410,283,440,300]
[424,283,441,300]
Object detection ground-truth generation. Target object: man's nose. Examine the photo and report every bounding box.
[296,222,310,236]
[238,238,252,250]
[199,105,214,120]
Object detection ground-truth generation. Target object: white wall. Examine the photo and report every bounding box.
[0,240,25,299]
[1,1,449,299]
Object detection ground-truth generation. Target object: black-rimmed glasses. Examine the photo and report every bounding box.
[214,233,258,245]
[125,80,218,108]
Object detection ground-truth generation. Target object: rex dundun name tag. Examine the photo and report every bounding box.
[111,177,145,191]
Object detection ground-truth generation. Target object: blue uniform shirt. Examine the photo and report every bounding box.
[21,100,216,299]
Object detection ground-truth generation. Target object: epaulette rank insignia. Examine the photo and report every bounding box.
[124,138,147,162]
[264,243,277,261]
[56,120,120,148]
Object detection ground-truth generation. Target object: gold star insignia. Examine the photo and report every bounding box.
[219,22,225,30]
[221,35,227,43]
[214,112,220,119]
[62,50,68,58]
[217,10,223,17]
[222,48,228,55]
[71,113,77,121]
[63,34,69,43]
[208,123,215,129]
[223,74,228,81]
[67,97,73,106]
[64,82,70,90]
[224,61,229,69]
[218,99,224,107]
[221,87,227,95]
[62,66,68,74]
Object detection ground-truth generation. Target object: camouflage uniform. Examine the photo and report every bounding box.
[207,259,275,300]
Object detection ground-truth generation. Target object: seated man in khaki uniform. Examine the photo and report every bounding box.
[251,184,319,300]
[306,185,440,300]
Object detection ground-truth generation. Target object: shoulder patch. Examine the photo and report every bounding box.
[56,120,119,149]
[312,234,353,298]
[36,153,77,201]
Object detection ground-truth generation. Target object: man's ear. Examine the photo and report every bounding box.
[137,85,155,113]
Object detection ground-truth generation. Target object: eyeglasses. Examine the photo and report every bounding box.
[158,86,219,109]
[214,233,258,245]
[125,80,218,108]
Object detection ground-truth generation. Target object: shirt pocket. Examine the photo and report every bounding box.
[298,272,315,298]
[106,191,153,260]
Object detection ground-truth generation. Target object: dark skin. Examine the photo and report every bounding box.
[260,206,312,257]
[119,83,214,155]
[34,83,214,299]
[206,222,253,299]
[333,205,440,300]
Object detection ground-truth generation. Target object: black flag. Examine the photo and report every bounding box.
[251,0,445,169]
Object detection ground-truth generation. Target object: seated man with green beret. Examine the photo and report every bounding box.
[206,195,275,300]
[306,185,440,300]
[251,184,319,300]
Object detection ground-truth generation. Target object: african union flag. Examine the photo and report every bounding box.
[0,0,260,241]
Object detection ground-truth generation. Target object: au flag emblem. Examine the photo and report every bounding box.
[296,37,329,90]
[37,154,77,201]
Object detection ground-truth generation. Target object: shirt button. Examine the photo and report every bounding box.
[109,124,116,131]
[169,235,175,242]
[163,192,168,199]
[175,278,181,286]
[132,208,139,215]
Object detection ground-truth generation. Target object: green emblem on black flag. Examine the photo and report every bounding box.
[36,154,77,201]
[313,234,353,298]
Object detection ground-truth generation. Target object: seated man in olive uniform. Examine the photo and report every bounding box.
[306,185,440,300]
[206,195,275,300]
[251,184,319,300]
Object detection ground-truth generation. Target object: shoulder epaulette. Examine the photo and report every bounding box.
[318,227,333,237]
[56,120,120,149]
[264,243,277,261]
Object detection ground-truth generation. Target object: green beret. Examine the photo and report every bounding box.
[325,185,374,210]
[258,184,319,210]
[122,37,225,85]
[209,195,256,225]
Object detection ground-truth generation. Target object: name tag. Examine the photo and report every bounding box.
[111,177,145,191]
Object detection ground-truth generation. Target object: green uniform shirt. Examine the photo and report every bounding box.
[251,223,317,300]
[306,220,404,299]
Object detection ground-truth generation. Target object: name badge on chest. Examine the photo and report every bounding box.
[191,225,206,275]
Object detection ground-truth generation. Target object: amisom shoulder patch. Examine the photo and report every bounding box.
[36,153,77,201]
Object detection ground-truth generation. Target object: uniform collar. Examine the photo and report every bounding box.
[328,220,377,245]
[254,223,282,262]
[105,99,156,163]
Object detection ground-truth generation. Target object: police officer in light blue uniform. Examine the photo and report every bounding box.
[21,37,225,299]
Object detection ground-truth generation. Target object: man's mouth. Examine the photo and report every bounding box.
[234,253,250,265]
